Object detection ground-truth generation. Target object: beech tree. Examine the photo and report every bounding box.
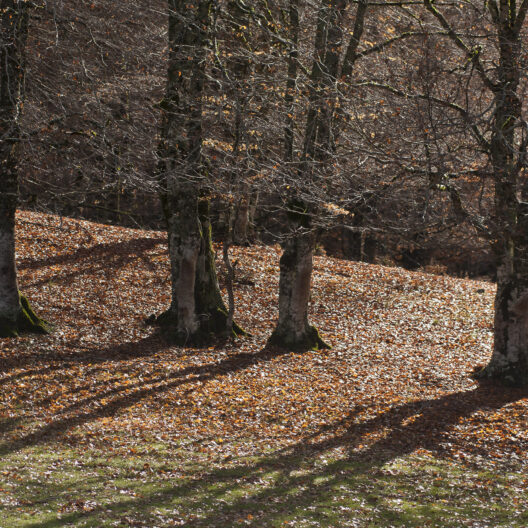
[371,0,528,385]
[0,0,48,337]
[153,0,244,343]
[409,0,528,385]
[269,0,369,349]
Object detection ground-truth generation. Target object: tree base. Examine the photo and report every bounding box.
[473,359,528,388]
[147,307,246,346]
[0,295,50,338]
[267,324,330,351]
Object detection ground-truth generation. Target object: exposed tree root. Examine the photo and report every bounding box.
[268,323,330,351]
[147,307,246,346]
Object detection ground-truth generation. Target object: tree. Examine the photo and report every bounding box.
[369,0,528,384]
[154,0,244,344]
[0,0,48,337]
[414,0,528,385]
[224,0,253,246]
[269,0,368,350]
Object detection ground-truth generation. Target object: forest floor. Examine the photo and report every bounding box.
[1,210,528,528]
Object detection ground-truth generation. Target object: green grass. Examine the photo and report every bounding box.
[1,438,527,527]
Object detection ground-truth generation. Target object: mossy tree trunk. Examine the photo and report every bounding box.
[155,0,243,344]
[195,199,245,338]
[0,1,48,338]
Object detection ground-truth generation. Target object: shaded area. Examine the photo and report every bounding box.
[22,237,167,289]
[6,377,527,528]
[0,342,296,456]
[18,236,166,271]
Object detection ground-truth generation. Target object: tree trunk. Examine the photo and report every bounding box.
[478,201,528,386]
[195,199,245,338]
[269,229,328,350]
[163,190,201,341]
[0,1,47,337]
[480,269,528,386]
[226,1,252,247]
[153,0,244,343]
[476,16,528,384]
[0,215,47,337]
[233,195,250,245]
[269,0,347,350]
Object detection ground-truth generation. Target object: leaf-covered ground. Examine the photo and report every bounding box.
[1,210,527,527]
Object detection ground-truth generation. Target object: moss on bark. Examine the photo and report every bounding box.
[0,294,50,338]
[268,323,330,351]
[148,305,245,346]
[195,198,246,341]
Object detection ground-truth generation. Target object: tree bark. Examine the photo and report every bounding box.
[269,229,328,350]
[0,1,48,337]
[226,0,252,247]
[269,0,348,350]
[474,12,528,385]
[233,194,250,245]
[154,0,244,343]
[479,259,528,386]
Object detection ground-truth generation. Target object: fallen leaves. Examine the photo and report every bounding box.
[0,209,526,472]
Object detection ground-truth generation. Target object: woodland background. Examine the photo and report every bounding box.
[19,0,498,276]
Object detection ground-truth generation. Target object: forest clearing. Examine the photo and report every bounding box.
[1,211,527,527]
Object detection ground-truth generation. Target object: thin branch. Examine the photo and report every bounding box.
[356,31,428,59]
[341,0,369,78]
[487,0,500,23]
[446,183,490,237]
[356,80,491,151]
[514,0,528,31]
[423,0,497,92]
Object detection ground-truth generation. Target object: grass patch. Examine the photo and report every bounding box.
[1,440,527,527]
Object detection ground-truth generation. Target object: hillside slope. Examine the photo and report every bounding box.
[2,211,528,526]
[3,210,525,462]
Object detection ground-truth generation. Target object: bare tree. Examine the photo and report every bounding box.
[153,0,244,344]
[269,0,369,350]
[410,0,528,385]
[364,0,528,384]
[0,0,48,337]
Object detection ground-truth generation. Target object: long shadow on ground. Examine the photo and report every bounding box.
[18,236,166,272]
[15,378,528,528]
[0,340,296,456]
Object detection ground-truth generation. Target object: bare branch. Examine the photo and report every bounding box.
[423,0,497,92]
[514,0,528,31]
[341,0,369,78]
[356,81,491,151]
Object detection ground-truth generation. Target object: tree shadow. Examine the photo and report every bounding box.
[15,380,528,528]
[0,332,168,376]
[177,381,528,526]
[18,236,166,272]
[19,236,167,291]
[292,380,528,464]
[0,364,65,385]
[0,342,296,457]
[0,417,24,437]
